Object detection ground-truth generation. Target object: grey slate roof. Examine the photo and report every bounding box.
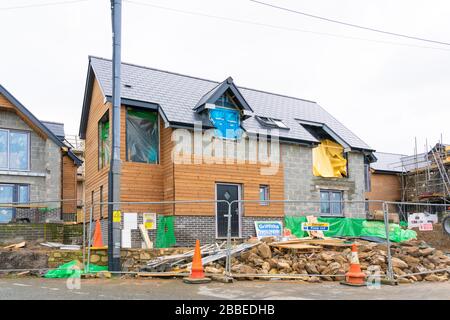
[0,84,82,166]
[371,152,405,173]
[83,56,372,151]
[42,121,65,140]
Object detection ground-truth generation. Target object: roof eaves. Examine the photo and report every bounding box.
[0,84,66,149]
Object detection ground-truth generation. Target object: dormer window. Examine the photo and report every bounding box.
[209,93,241,140]
[256,116,289,129]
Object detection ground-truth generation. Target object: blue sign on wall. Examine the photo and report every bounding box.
[254,221,283,239]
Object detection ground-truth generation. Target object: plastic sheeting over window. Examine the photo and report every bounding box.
[209,108,241,139]
[126,108,159,164]
[313,139,347,178]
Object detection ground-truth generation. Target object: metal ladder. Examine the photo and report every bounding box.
[431,148,450,197]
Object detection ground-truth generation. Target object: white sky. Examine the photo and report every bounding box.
[0,0,449,155]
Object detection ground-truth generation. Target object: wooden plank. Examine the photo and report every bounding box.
[139,224,153,249]
[271,243,322,250]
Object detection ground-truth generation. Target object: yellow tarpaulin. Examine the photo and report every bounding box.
[313,139,347,178]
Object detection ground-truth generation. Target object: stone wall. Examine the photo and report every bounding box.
[282,144,367,218]
[47,247,191,271]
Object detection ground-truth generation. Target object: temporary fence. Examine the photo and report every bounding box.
[1,198,448,283]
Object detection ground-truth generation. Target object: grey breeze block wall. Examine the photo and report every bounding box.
[282,143,366,218]
[0,110,62,221]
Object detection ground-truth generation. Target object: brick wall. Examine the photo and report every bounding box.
[0,223,83,244]
[96,214,281,248]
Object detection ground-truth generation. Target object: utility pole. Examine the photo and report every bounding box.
[108,0,122,272]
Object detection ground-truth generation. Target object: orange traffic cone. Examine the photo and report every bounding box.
[92,220,105,248]
[341,243,366,287]
[183,240,211,284]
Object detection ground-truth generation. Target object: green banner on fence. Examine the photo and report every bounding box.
[284,216,417,243]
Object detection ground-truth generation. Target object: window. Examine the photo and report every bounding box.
[256,116,289,129]
[98,113,110,169]
[0,129,30,171]
[126,107,159,164]
[0,184,29,223]
[259,185,269,205]
[209,108,241,139]
[320,190,343,216]
[99,186,103,219]
[215,93,237,109]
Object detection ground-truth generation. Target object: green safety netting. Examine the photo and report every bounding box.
[44,260,108,279]
[155,216,176,248]
[284,216,417,243]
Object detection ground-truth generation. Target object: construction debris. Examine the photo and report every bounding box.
[40,242,80,250]
[137,237,449,283]
[3,242,26,250]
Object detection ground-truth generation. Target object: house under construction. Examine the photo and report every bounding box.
[399,142,450,217]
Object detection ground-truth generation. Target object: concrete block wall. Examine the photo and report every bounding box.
[0,110,62,219]
[282,144,367,218]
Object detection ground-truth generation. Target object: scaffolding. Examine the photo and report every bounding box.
[396,138,450,221]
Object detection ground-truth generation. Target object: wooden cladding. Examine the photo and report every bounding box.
[62,154,78,214]
[84,77,284,219]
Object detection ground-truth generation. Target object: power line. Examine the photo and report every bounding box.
[124,0,450,52]
[249,0,450,47]
[0,0,89,11]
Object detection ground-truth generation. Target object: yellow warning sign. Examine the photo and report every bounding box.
[143,213,156,230]
[113,210,121,223]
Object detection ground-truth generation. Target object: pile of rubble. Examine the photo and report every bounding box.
[201,238,450,283]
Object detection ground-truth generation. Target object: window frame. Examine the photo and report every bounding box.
[99,185,104,219]
[125,107,160,165]
[320,189,344,216]
[256,116,289,129]
[259,185,270,206]
[0,183,30,223]
[0,128,31,171]
[98,112,110,171]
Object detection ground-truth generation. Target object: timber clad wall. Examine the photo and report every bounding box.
[62,155,78,214]
[85,77,284,220]
[0,93,14,109]
[84,79,110,219]
[365,172,401,212]
[174,163,284,217]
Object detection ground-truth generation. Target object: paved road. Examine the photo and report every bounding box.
[0,278,448,300]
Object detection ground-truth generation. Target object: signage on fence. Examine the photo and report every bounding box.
[113,210,122,223]
[419,223,433,231]
[143,213,157,230]
[301,222,330,232]
[408,212,438,229]
[254,221,283,239]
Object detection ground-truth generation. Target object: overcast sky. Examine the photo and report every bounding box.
[1,0,449,155]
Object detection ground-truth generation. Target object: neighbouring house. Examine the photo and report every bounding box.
[365,152,404,214]
[79,56,374,246]
[0,84,82,224]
